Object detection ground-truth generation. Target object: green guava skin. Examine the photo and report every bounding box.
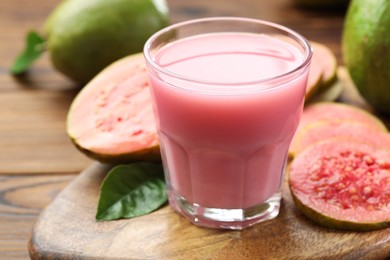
[45,0,169,84]
[72,140,161,164]
[343,0,390,115]
[290,191,390,231]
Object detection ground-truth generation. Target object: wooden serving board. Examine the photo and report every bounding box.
[29,162,390,259]
[29,68,390,259]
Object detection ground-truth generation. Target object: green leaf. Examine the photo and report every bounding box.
[96,162,167,221]
[11,31,46,75]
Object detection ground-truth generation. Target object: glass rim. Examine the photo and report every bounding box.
[143,16,313,87]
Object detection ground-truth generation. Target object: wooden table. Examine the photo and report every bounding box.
[0,0,348,259]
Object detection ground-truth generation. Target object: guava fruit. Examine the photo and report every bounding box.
[289,140,390,231]
[44,0,169,83]
[305,41,338,101]
[343,0,390,115]
[306,78,343,104]
[290,121,389,156]
[289,102,387,158]
[66,53,160,164]
[297,102,387,134]
[311,42,338,89]
[305,55,322,100]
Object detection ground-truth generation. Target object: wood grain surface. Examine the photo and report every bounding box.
[0,0,93,175]
[0,175,74,259]
[29,163,390,260]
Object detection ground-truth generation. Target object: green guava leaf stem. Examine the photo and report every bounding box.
[10,31,46,75]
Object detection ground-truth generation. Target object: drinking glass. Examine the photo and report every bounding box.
[144,17,312,229]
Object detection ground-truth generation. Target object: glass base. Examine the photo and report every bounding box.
[168,190,281,230]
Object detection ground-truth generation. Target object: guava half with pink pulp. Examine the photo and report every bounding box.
[297,102,387,133]
[289,140,390,231]
[290,121,390,156]
[305,41,338,100]
[66,53,160,164]
[289,102,387,158]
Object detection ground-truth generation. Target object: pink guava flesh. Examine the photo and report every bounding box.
[310,41,337,86]
[292,121,390,155]
[289,140,390,229]
[289,102,387,158]
[298,102,387,133]
[67,53,159,161]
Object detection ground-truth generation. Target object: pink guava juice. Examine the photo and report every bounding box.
[145,20,311,229]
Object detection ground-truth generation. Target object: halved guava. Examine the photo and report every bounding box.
[66,53,160,164]
[305,59,322,100]
[289,140,390,231]
[290,121,389,156]
[305,41,338,100]
[311,41,338,88]
[297,102,387,134]
[289,102,387,158]
[305,78,343,104]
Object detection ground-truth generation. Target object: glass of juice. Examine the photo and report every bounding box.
[143,17,312,230]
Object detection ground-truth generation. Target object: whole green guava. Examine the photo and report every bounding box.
[45,0,169,83]
[343,0,390,114]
